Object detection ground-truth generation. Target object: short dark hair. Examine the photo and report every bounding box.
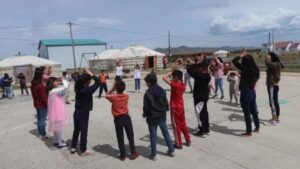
[229,72,236,76]
[172,70,183,81]
[144,74,157,86]
[62,71,67,76]
[115,80,126,93]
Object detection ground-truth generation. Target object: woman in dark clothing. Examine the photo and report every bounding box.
[70,68,100,156]
[232,53,260,137]
[265,52,284,125]
[17,72,29,95]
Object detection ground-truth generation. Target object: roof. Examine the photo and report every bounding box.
[213,50,229,54]
[117,45,165,59]
[89,49,121,60]
[274,41,292,48]
[290,43,300,48]
[38,39,107,49]
[0,55,60,68]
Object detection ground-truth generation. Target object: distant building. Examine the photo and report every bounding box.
[262,41,300,53]
[290,43,300,52]
[38,39,107,69]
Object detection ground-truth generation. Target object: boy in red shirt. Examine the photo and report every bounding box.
[105,80,139,161]
[163,68,191,149]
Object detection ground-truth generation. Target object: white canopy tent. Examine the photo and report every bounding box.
[213,50,229,58]
[0,55,61,84]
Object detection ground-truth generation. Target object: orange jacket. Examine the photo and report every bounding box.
[105,94,129,117]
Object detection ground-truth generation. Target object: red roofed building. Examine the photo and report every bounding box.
[271,41,293,52]
[290,43,300,52]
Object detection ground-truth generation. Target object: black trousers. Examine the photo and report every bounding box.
[267,85,280,117]
[114,114,136,156]
[20,84,29,95]
[71,110,90,152]
[240,89,260,132]
[195,99,209,133]
[98,83,108,97]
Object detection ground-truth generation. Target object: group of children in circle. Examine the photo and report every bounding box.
[30,49,283,160]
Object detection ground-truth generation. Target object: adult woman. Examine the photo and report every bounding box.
[3,73,14,99]
[232,53,260,136]
[211,56,224,99]
[265,52,283,125]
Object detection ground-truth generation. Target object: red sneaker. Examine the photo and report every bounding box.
[119,155,126,161]
[253,128,260,133]
[241,132,252,137]
[130,152,140,160]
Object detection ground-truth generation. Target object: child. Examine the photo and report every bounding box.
[227,72,239,104]
[61,72,70,104]
[187,61,211,137]
[46,77,69,148]
[71,68,100,156]
[98,70,109,98]
[162,68,191,149]
[31,68,48,139]
[134,64,141,93]
[105,80,139,161]
[143,74,174,160]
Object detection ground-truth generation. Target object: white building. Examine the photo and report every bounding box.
[213,50,229,58]
[38,39,107,69]
[0,55,61,85]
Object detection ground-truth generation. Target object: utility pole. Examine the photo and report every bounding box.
[272,29,275,52]
[268,32,271,52]
[67,22,77,71]
[168,30,171,57]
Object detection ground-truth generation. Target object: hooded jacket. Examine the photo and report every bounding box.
[143,84,169,120]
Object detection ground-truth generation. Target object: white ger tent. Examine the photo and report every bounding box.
[0,55,61,84]
[88,49,121,70]
[116,45,165,69]
[213,50,229,58]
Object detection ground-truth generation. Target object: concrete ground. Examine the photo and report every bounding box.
[0,72,299,169]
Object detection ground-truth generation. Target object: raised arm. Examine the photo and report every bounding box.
[232,56,246,72]
[162,64,176,85]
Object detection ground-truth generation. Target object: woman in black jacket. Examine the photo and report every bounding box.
[232,53,260,137]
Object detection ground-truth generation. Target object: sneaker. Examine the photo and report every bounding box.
[212,94,218,98]
[57,143,68,149]
[241,132,252,137]
[70,148,77,154]
[253,128,260,133]
[204,132,211,136]
[130,152,140,160]
[266,120,277,126]
[168,152,175,157]
[119,155,126,161]
[81,150,93,157]
[193,131,206,137]
[66,101,71,104]
[276,119,280,123]
[173,144,183,149]
[185,141,191,147]
[220,96,224,99]
[148,155,157,161]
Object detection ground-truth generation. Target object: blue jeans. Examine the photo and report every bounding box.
[135,79,141,91]
[36,108,47,136]
[215,78,224,96]
[147,117,174,156]
[240,89,260,132]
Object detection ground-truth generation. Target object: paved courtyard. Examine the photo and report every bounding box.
[0,72,299,169]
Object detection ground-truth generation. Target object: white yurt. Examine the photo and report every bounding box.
[116,45,165,69]
[213,50,229,58]
[0,55,62,85]
[89,46,165,71]
[89,49,121,70]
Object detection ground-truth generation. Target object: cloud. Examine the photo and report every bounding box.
[209,8,300,34]
[75,17,122,27]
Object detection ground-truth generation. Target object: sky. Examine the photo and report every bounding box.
[1,0,300,58]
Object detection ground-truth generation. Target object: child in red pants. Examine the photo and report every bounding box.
[163,67,191,149]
